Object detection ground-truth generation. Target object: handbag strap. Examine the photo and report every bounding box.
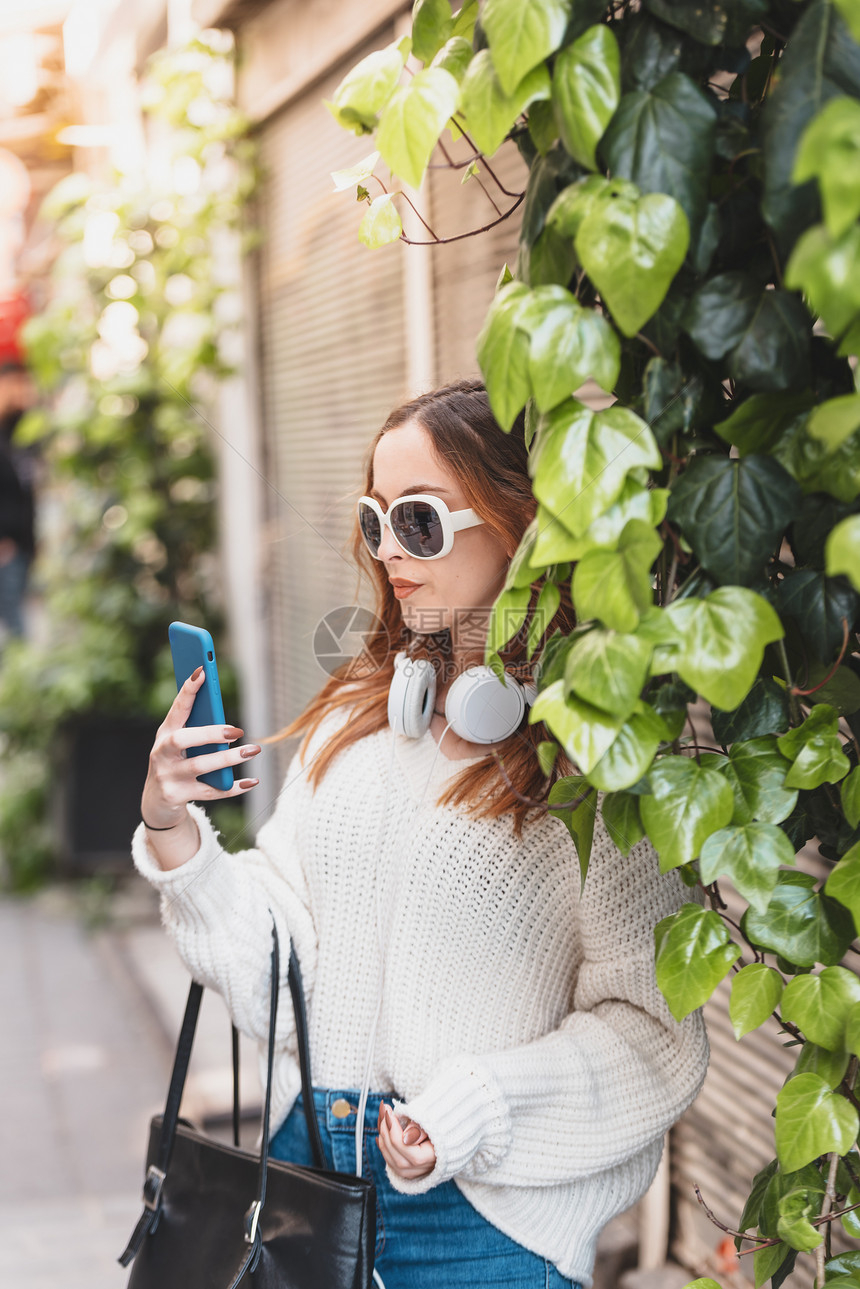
[120,916,324,1269]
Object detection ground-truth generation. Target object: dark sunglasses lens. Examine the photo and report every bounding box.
[391,500,444,557]
[359,505,382,554]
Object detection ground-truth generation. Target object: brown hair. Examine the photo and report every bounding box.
[268,378,575,835]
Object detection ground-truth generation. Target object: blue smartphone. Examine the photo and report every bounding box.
[168,621,234,792]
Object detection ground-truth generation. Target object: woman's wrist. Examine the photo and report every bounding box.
[141,807,200,872]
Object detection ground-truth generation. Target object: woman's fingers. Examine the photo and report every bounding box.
[161,665,207,731]
[170,723,245,752]
[377,1105,435,1179]
[174,743,261,778]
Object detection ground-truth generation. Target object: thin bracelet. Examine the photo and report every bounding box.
[141,815,182,832]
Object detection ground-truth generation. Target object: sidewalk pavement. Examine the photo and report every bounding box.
[2,876,647,1288]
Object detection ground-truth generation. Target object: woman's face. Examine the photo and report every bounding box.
[369,419,510,643]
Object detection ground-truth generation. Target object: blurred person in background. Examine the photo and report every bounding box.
[0,360,36,642]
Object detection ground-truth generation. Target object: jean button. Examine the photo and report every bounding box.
[331,1098,355,1119]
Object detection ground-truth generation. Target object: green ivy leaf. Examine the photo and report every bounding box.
[575,187,690,337]
[588,702,670,791]
[668,588,784,712]
[654,903,741,1021]
[682,1281,723,1289]
[545,174,628,239]
[602,71,717,233]
[719,738,798,826]
[714,391,816,456]
[325,38,410,135]
[601,791,645,856]
[730,963,784,1039]
[376,67,460,188]
[530,679,626,773]
[487,583,532,655]
[476,281,532,431]
[842,767,860,829]
[782,966,860,1051]
[711,678,791,745]
[744,872,856,969]
[552,24,620,170]
[668,455,802,587]
[775,1073,859,1173]
[532,479,667,565]
[793,1042,850,1090]
[431,36,475,81]
[548,775,596,885]
[531,401,661,537]
[683,271,760,360]
[482,0,572,96]
[737,1158,779,1249]
[357,193,403,248]
[450,0,478,41]
[727,290,812,394]
[331,150,381,191]
[640,755,735,871]
[753,1240,793,1288]
[459,51,550,157]
[785,223,860,340]
[563,627,652,719]
[777,568,859,664]
[846,1001,860,1059]
[834,0,860,41]
[826,516,860,593]
[809,394,860,454]
[519,286,620,411]
[762,0,860,254]
[700,823,796,915]
[825,840,860,933]
[537,739,559,776]
[528,98,559,156]
[777,705,851,790]
[776,1187,824,1253]
[412,0,454,63]
[527,580,561,659]
[505,519,540,590]
[572,519,663,633]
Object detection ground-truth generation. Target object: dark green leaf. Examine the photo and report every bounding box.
[743,871,855,968]
[640,754,735,870]
[754,1242,794,1288]
[548,774,596,884]
[779,569,859,663]
[761,0,860,254]
[711,678,791,745]
[552,24,620,170]
[654,903,741,1020]
[601,791,645,855]
[528,99,558,155]
[720,737,798,825]
[826,1252,860,1280]
[805,664,860,717]
[793,1042,850,1089]
[665,588,784,711]
[643,0,766,45]
[683,271,760,360]
[737,1158,778,1247]
[714,392,816,457]
[727,290,812,394]
[524,223,578,287]
[668,455,802,587]
[602,71,717,233]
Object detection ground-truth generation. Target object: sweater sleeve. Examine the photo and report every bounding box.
[389,831,709,1195]
[131,745,320,1046]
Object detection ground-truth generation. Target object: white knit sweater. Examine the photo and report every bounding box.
[132,706,709,1286]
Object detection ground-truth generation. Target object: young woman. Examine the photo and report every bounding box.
[134,379,708,1289]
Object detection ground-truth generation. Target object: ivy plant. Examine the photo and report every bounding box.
[0,33,257,889]
[329,0,860,1283]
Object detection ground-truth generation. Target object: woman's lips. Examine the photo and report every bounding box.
[390,579,422,599]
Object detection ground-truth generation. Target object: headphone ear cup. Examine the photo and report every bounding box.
[388,652,437,739]
[445,667,527,744]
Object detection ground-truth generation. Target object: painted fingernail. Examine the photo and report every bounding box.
[238,778,259,789]
[377,1103,384,1130]
[191,666,204,680]
[240,745,261,759]
[402,1126,421,1146]
[384,1109,393,1131]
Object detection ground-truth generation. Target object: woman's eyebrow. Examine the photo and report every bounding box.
[369,485,452,504]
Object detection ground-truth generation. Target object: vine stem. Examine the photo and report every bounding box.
[400,193,525,245]
[792,617,851,697]
[818,1151,840,1285]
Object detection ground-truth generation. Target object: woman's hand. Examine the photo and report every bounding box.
[377,1102,436,1181]
[140,665,261,870]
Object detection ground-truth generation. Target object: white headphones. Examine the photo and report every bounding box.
[388,650,537,745]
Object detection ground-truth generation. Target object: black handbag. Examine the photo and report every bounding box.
[119,921,376,1289]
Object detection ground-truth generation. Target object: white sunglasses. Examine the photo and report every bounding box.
[357,494,484,560]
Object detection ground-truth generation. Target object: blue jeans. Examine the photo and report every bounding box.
[269,1088,581,1289]
[0,549,29,637]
